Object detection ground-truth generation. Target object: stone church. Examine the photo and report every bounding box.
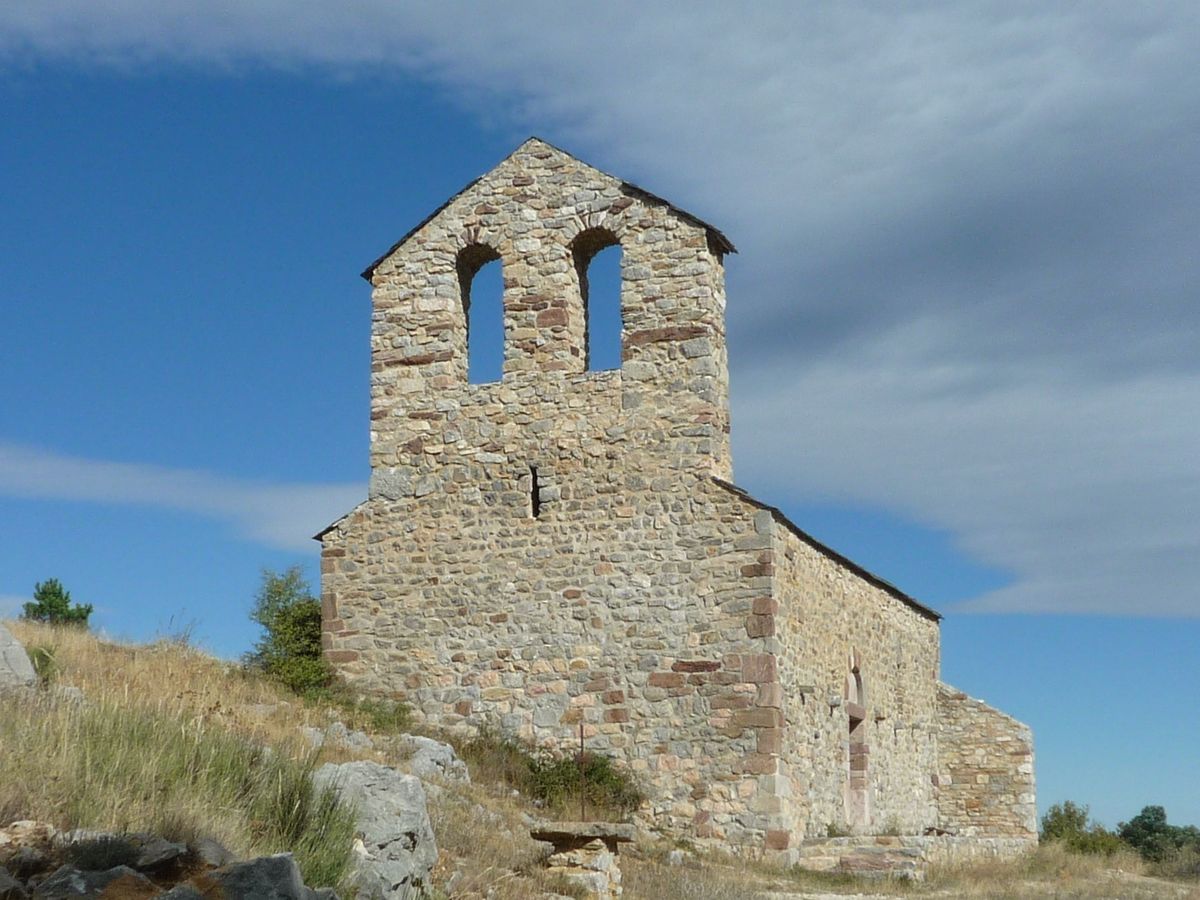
[318,138,1036,860]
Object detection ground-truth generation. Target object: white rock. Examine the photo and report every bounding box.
[397,735,469,784]
[313,761,437,898]
[0,624,36,689]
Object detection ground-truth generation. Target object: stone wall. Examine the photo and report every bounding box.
[935,684,1037,839]
[364,137,733,502]
[322,476,792,847]
[771,518,941,842]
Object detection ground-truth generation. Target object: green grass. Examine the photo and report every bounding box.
[0,688,355,889]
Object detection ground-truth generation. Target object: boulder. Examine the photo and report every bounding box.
[165,853,331,900]
[31,864,155,898]
[190,837,235,869]
[132,837,187,871]
[0,626,36,690]
[0,823,57,855]
[397,736,469,784]
[312,761,436,898]
[302,722,374,753]
[0,866,28,900]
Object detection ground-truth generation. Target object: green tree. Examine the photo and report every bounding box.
[22,578,93,627]
[1040,801,1126,856]
[1120,805,1189,862]
[247,567,331,695]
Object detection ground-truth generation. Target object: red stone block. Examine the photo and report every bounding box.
[672,660,722,673]
[752,596,778,615]
[537,308,569,327]
[648,672,686,688]
[745,614,775,638]
[765,829,791,851]
[733,707,782,729]
[741,654,778,683]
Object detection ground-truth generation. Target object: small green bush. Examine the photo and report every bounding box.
[22,578,92,627]
[1040,800,1126,856]
[246,568,332,695]
[459,725,644,818]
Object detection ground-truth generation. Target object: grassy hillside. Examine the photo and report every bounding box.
[2,621,1194,899]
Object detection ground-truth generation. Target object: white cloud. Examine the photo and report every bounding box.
[1,3,1197,614]
[0,443,363,552]
[732,318,1200,616]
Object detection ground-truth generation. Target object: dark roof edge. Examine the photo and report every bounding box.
[711,477,943,622]
[360,175,484,282]
[360,136,735,282]
[312,501,364,542]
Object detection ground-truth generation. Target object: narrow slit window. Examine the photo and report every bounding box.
[530,465,541,518]
[572,229,622,371]
[457,244,504,384]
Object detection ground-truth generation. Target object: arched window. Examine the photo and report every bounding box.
[571,229,622,371]
[457,245,503,384]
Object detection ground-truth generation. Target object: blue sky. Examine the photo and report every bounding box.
[1,4,1197,830]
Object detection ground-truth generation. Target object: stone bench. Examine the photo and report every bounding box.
[530,821,636,900]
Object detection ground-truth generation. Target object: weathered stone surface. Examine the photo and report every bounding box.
[0,625,35,690]
[396,735,469,784]
[318,137,1035,857]
[132,836,187,871]
[166,853,328,900]
[0,867,27,900]
[935,684,1037,840]
[302,721,374,753]
[0,823,56,855]
[190,838,235,870]
[532,824,632,900]
[31,864,155,898]
[529,822,635,849]
[312,762,436,897]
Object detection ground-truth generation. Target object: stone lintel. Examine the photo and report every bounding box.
[531,821,636,852]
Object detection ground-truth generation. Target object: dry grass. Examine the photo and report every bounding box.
[622,841,1200,900]
[6,622,1197,900]
[8,620,344,748]
[0,624,357,888]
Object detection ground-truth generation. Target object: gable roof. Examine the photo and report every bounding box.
[361,136,735,281]
[712,477,943,622]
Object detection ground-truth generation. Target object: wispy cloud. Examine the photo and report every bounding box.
[0,443,362,552]
[1,3,1196,615]
[0,595,28,619]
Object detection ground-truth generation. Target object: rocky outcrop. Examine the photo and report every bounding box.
[0,823,339,899]
[312,762,437,898]
[0,625,35,690]
[301,722,374,753]
[396,735,469,784]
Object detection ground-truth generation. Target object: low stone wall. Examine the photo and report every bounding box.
[794,833,1035,878]
[935,683,1037,839]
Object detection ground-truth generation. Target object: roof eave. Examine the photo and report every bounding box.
[711,477,943,622]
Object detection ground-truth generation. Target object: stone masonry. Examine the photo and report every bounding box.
[318,138,1036,857]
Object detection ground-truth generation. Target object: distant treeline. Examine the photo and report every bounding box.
[1042,801,1200,876]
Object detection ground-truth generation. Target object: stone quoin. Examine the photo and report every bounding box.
[317,138,1036,858]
